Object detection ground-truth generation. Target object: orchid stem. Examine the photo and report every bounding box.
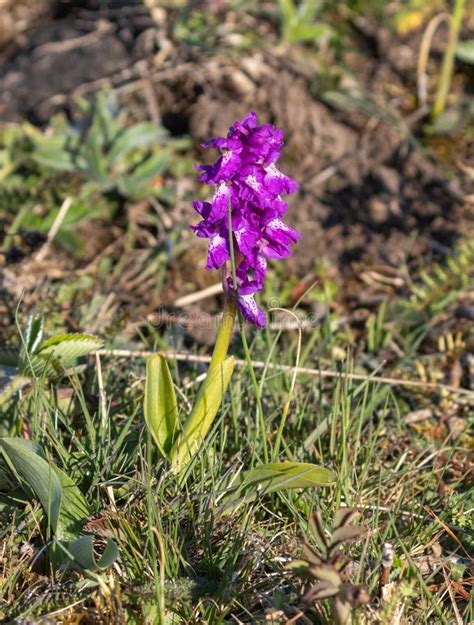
[209,297,236,371]
[227,195,268,463]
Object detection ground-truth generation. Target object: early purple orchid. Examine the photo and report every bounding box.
[191,112,301,328]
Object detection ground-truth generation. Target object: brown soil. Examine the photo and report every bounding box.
[0,1,473,322]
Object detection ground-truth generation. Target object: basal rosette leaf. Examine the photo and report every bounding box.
[144,354,179,457]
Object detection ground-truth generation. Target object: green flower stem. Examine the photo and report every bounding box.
[169,297,236,472]
[209,297,236,372]
[226,195,268,463]
[432,0,466,119]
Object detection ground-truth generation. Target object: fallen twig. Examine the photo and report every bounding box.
[95,348,474,399]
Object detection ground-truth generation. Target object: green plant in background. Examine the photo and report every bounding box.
[0,437,118,573]
[278,0,332,43]
[0,90,190,259]
[0,316,117,573]
[24,91,187,199]
[0,314,103,406]
[0,90,188,201]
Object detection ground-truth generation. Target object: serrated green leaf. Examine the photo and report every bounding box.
[170,357,235,472]
[0,375,30,407]
[0,438,62,533]
[19,315,44,375]
[37,334,103,369]
[144,355,179,457]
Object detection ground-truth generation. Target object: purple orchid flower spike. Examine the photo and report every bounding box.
[191,112,301,327]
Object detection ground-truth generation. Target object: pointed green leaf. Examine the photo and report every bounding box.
[54,466,90,541]
[221,462,335,513]
[170,356,235,472]
[108,123,166,162]
[37,334,103,369]
[288,22,331,42]
[19,315,44,373]
[299,0,323,22]
[237,462,335,493]
[144,355,179,457]
[278,0,297,25]
[59,535,118,572]
[456,40,474,64]
[0,375,30,407]
[0,438,62,533]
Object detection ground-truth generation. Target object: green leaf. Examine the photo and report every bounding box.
[54,466,90,541]
[0,375,30,407]
[170,357,235,472]
[299,0,323,22]
[108,123,166,162]
[456,40,474,64]
[115,176,150,199]
[31,147,77,172]
[235,462,335,493]
[37,334,103,370]
[59,535,118,573]
[278,0,297,26]
[24,314,44,356]
[0,438,62,533]
[132,150,172,178]
[221,462,335,512]
[144,355,179,457]
[19,314,44,374]
[287,22,331,42]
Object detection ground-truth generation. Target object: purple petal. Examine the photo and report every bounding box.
[254,254,267,283]
[263,164,298,195]
[210,183,231,220]
[265,218,301,245]
[206,234,229,270]
[234,219,259,259]
[193,201,212,217]
[261,240,292,260]
[237,293,266,328]
[190,219,215,238]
